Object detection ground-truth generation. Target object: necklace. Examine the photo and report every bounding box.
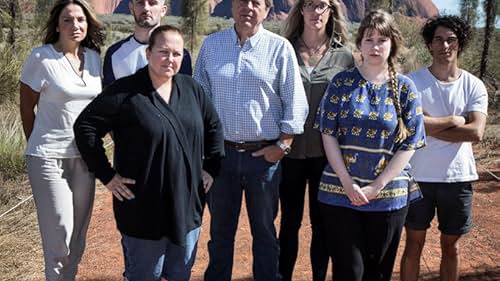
[299,36,328,66]
[63,52,86,86]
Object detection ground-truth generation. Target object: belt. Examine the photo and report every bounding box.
[224,140,277,152]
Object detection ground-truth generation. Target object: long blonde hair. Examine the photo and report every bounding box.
[356,10,409,143]
[282,0,349,46]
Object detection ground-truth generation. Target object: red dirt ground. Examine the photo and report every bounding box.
[76,164,499,281]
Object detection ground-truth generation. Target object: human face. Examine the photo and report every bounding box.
[129,0,167,29]
[57,4,88,44]
[429,26,459,64]
[146,31,184,80]
[232,0,270,37]
[302,0,331,32]
[359,29,392,66]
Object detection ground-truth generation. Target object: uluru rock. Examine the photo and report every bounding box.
[89,0,439,22]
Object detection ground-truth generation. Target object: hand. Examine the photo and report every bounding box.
[360,184,382,201]
[202,169,214,193]
[252,145,284,163]
[105,174,135,201]
[344,183,369,206]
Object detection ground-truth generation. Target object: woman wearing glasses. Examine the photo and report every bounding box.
[279,1,353,280]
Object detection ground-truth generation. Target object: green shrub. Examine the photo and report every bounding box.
[0,44,25,105]
[0,105,26,181]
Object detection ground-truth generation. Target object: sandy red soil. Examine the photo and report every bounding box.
[76,163,499,281]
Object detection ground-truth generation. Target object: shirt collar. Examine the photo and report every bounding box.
[230,24,265,48]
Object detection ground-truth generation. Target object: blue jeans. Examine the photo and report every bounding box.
[204,147,282,281]
[121,227,200,281]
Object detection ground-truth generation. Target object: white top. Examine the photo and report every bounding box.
[408,67,488,182]
[109,36,147,81]
[20,44,102,158]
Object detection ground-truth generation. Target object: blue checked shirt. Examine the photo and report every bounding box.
[194,26,308,142]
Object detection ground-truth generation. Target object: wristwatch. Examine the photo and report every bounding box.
[276,140,291,155]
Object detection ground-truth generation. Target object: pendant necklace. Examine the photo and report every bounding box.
[300,36,328,66]
[64,52,86,86]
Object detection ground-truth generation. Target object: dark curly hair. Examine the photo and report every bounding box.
[421,15,472,56]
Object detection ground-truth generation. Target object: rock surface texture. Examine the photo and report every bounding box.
[89,0,439,22]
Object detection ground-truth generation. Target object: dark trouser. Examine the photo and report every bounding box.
[204,147,282,281]
[279,157,329,281]
[405,181,473,235]
[319,204,408,281]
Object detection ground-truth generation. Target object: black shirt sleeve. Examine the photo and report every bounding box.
[196,83,224,177]
[74,88,122,184]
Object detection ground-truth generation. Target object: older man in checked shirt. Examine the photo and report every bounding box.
[194,0,308,280]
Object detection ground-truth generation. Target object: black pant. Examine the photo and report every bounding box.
[278,157,329,281]
[319,204,408,281]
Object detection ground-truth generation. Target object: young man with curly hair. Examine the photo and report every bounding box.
[400,16,488,281]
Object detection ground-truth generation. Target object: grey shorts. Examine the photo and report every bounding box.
[405,181,473,235]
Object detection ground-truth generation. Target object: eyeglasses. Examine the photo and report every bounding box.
[302,1,332,14]
[431,36,459,47]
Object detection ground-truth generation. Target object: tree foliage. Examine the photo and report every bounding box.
[480,0,497,80]
[366,0,392,13]
[181,0,209,53]
[460,0,479,27]
[0,0,21,46]
[35,0,56,30]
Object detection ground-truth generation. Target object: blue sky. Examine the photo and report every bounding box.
[433,0,499,27]
[433,0,460,15]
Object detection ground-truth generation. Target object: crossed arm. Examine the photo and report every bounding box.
[424,111,487,143]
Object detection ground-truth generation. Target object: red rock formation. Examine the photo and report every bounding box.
[89,0,121,15]
[90,0,439,22]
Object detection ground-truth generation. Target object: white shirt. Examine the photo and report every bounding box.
[20,44,102,158]
[408,67,488,182]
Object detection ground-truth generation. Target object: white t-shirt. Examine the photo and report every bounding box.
[109,36,147,82]
[408,67,488,182]
[20,44,102,158]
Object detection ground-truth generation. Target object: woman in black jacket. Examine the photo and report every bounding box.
[74,25,224,281]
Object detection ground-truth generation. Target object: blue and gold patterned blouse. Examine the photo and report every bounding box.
[314,68,425,211]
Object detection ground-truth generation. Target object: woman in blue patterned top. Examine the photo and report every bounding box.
[314,10,425,281]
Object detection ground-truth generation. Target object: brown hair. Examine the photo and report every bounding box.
[43,0,105,52]
[356,10,408,143]
[281,0,349,45]
[147,24,183,50]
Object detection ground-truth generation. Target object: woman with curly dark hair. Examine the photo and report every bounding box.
[19,1,104,279]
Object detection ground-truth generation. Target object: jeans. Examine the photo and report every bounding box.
[204,147,282,281]
[121,227,201,281]
[278,157,329,281]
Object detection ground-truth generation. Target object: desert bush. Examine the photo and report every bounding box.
[0,44,26,105]
[0,105,26,181]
